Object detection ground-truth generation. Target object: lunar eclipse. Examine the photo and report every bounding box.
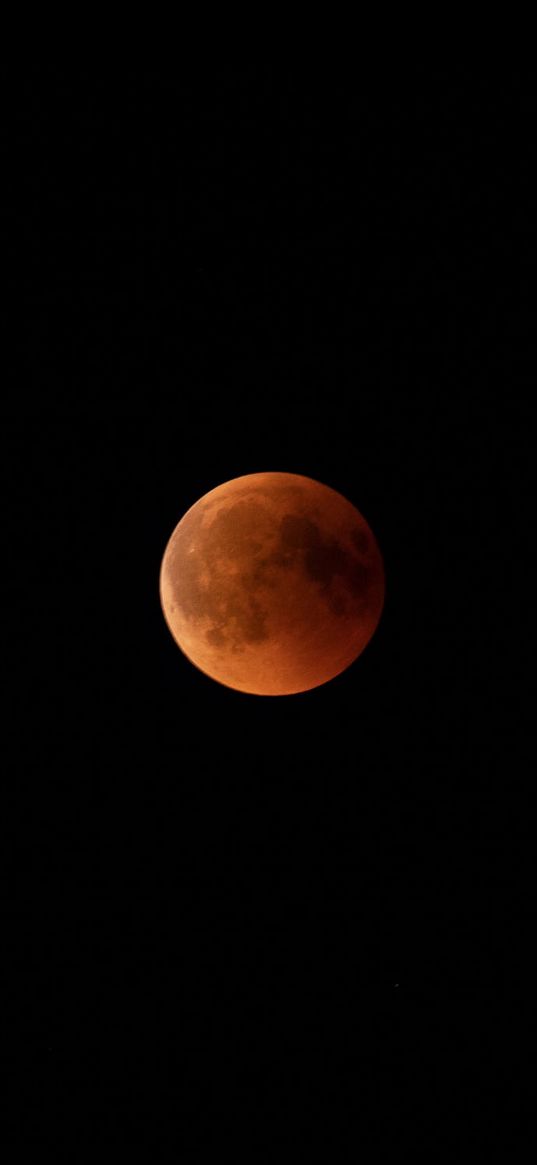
[160,472,385,695]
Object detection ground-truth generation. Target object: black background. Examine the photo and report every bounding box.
[9,68,533,1134]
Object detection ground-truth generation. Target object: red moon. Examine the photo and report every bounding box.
[160,472,385,696]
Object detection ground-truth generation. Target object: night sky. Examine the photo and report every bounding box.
[10,69,532,1138]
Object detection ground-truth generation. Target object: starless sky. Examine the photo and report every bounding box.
[7,67,532,1124]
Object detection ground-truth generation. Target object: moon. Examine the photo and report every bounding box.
[160,472,385,696]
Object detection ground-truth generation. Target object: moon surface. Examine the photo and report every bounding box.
[160,472,385,696]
